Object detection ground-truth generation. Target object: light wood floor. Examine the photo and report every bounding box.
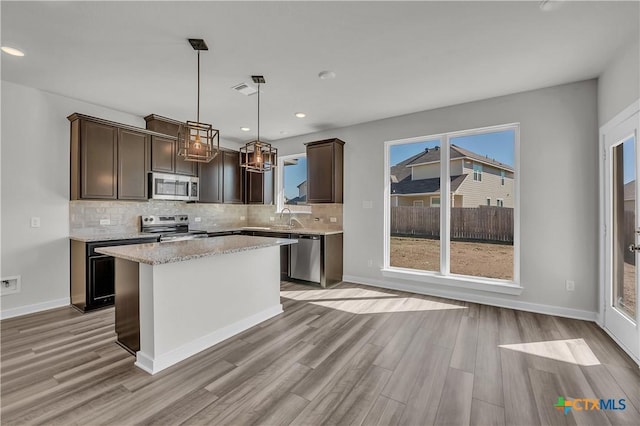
[2,281,640,425]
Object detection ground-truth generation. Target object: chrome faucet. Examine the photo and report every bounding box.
[280,208,292,226]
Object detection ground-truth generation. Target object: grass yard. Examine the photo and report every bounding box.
[390,236,514,280]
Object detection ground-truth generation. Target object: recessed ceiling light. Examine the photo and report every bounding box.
[295,112,306,118]
[318,70,336,80]
[240,127,251,132]
[1,46,25,57]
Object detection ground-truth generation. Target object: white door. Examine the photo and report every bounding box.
[603,109,640,362]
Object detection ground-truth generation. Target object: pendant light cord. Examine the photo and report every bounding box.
[257,82,260,143]
[196,50,200,125]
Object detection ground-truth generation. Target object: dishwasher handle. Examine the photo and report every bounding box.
[292,234,320,240]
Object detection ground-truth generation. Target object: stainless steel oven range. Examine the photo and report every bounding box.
[140,215,208,242]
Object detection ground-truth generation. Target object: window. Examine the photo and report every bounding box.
[413,200,424,207]
[276,153,310,212]
[385,124,519,287]
[473,163,482,181]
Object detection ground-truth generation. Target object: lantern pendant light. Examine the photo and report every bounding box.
[240,75,277,173]
[177,38,220,163]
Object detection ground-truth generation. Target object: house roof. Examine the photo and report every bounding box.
[406,145,514,172]
[624,180,635,201]
[391,175,467,195]
[287,195,307,205]
[390,151,425,183]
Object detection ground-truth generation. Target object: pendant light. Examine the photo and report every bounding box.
[177,38,220,163]
[240,75,277,173]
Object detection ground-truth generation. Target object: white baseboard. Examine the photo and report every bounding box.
[135,304,284,375]
[343,274,597,322]
[0,297,70,320]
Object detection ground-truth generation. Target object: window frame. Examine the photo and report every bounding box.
[430,197,441,207]
[275,152,312,213]
[473,163,483,182]
[383,123,521,293]
[486,197,491,206]
[501,170,506,186]
[413,200,424,207]
[497,198,504,207]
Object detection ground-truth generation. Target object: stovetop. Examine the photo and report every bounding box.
[140,214,207,238]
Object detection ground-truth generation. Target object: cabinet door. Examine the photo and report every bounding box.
[246,169,274,204]
[175,149,198,176]
[151,136,175,173]
[222,151,243,203]
[307,142,335,203]
[199,153,222,203]
[89,255,115,307]
[118,129,149,200]
[81,120,118,199]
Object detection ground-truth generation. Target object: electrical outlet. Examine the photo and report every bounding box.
[0,276,20,296]
[99,218,110,226]
[565,280,575,292]
[194,217,202,223]
[367,259,373,267]
[362,200,373,209]
[269,217,275,222]
[30,217,41,228]
[330,217,337,223]
[240,216,246,221]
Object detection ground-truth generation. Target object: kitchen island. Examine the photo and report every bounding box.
[96,235,297,375]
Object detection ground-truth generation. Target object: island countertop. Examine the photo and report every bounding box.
[95,235,297,265]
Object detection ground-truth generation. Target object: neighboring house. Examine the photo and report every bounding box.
[624,180,635,211]
[286,180,307,204]
[391,145,514,208]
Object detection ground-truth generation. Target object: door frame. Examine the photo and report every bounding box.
[599,99,640,365]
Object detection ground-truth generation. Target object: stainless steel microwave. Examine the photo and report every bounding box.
[149,172,199,201]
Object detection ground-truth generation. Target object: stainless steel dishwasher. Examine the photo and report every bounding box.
[289,234,321,283]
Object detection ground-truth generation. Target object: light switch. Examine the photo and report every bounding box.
[194,217,202,223]
[30,217,41,228]
[330,217,337,223]
[362,200,373,209]
[99,218,110,226]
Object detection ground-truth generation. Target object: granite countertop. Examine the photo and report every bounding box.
[206,226,343,236]
[95,235,298,266]
[69,232,159,242]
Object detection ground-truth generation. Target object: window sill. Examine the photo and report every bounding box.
[381,267,523,295]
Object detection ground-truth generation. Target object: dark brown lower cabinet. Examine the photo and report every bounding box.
[70,237,158,312]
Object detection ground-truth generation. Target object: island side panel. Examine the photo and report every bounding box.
[114,258,140,353]
[139,246,283,374]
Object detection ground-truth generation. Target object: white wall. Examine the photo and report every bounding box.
[274,80,599,318]
[0,81,242,318]
[0,82,145,317]
[598,37,640,126]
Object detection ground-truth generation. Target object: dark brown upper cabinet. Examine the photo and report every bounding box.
[245,169,274,204]
[198,152,222,203]
[118,129,150,200]
[145,114,198,177]
[70,113,163,201]
[198,149,244,204]
[222,150,243,204]
[306,138,344,203]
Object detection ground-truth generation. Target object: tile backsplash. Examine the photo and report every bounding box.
[69,201,342,236]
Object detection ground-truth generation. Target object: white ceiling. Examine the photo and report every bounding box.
[1,1,638,145]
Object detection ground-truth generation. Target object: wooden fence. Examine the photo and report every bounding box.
[390,206,514,243]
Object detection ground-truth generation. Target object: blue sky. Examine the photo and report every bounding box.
[623,136,636,184]
[284,156,307,200]
[390,129,516,167]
